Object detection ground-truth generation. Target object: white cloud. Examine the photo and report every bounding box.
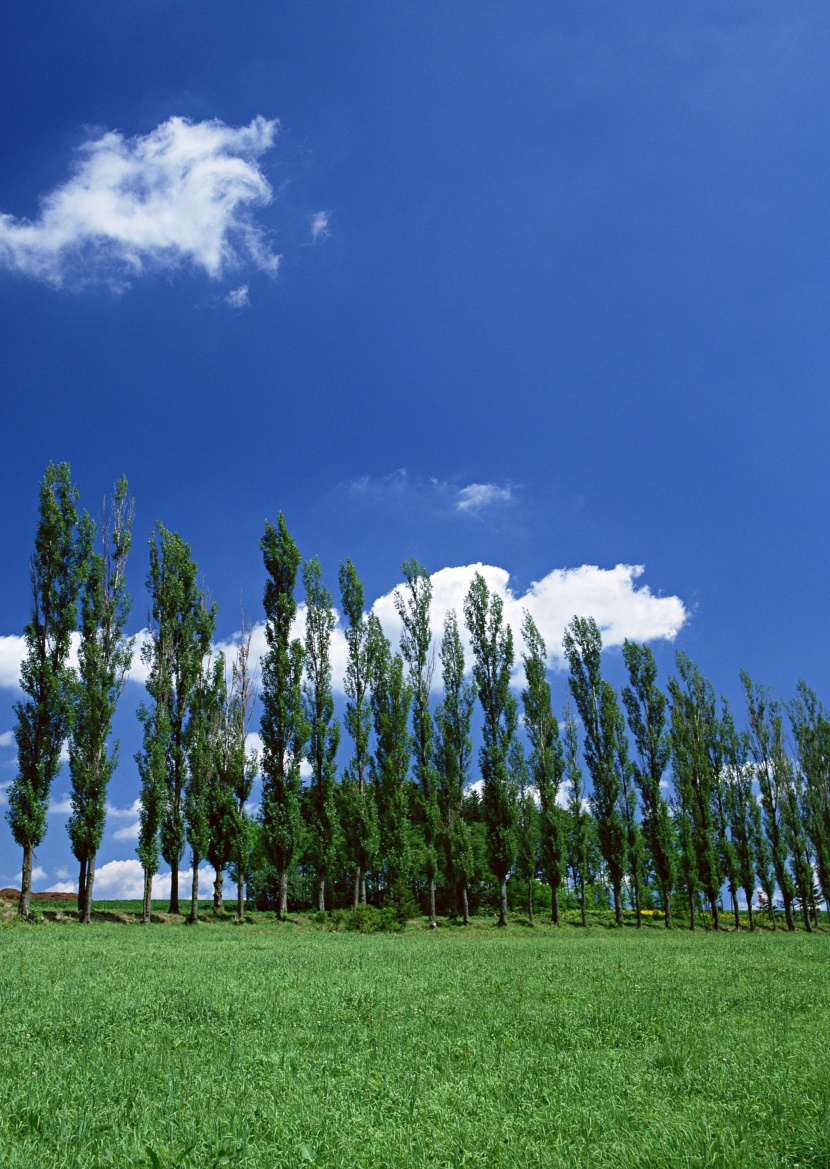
[226,283,249,308]
[107,798,141,819]
[55,866,71,880]
[371,563,686,680]
[92,859,217,900]
[48,793,72,815]
[4,865,48,888]
[0,115,280,288]
[112,822,140,842]
[455,483,513,513]
[0,635,24,688]
[0,731,14,748]
[0,781,9,806]
[310,211,330,241]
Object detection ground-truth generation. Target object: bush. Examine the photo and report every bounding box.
[312,906,403,933]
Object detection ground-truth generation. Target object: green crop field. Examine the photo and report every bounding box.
[0,911,828,1169]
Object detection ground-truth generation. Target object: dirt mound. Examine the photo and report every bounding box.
[0,888,77,902]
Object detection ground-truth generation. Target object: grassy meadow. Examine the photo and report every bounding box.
[0,909,828,1168]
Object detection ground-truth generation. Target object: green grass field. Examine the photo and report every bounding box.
[1,909,828,1168]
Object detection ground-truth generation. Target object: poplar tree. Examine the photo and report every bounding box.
[621,640,675,927]
[563,617,626,925]
[136,643,170,924]
[68,478,134,923]
[790,683,830,925]
[741,672,796,931]
[395,560,440,925]
[141,525,215,915]
[185,651,224,924]
[303,556,340,912]
[8,463,89,918]
[259,515,308,918]
[521,613,566,924]
[434,610,476,924]
[563,698,589,927]
[464,572,518,927]
[512,741,539,921]
[368,615,413,910]
[721,709,757,930]
[339,558,378,909]
[614,704,644,926]
[225,613,259,922]
[710,703,743,929]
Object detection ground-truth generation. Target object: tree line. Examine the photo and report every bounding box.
[6,463,830,931]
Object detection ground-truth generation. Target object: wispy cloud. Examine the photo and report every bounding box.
[0,730,14,748]
[455,483,513,513]
[0,115,280,288]
[310,211,330,241]
[225,283,249,308]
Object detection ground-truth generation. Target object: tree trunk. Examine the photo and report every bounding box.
[18,843,33,918]
[187,855,199,924]
[612,881,623,926]
[318,877,326,913]
[710,897,720,931]
[580,871,587,927]
[353,868,361,913]
[528,883,534,925]
[78,855,87,920]
[732,889,741,931]
[551,883,560,926]
[360,873,367,905]
[802,900,812,933]
[783,889,795,932]
[462,882,470,927]
[688,888,696,931]
[168,860,180,915]
[497,876,508,927]
[213,867,223,914]
[279,867,288,919]
[662,882,672,928]
[236,872,245,922]
[428,877,437,926]
[634,882,642,929]
[83,852,96,925]
[142,867,153,924]
[745,891,755,932]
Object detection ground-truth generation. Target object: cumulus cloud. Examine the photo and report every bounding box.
[455,483,513,513]
[310,211,330,241]
[112,822,140,842]
[48,793,72,815]
[91,859,217,900]
[107,798,141,819]
[0,730,14,748]
[0,635,24,689]
[0,115,280,288]
[371,563,686,679]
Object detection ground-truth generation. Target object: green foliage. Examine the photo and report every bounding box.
[68,478,134,919]
[259,514,309,913]
[368,617,413,894]
[8,462,90,912]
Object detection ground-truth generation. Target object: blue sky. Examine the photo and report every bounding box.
[0,3,827,895]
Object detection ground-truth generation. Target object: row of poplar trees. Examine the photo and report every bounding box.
[6,464,830,930]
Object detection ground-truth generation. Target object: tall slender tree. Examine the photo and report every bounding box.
[563,698,589,927]
[368,615,413,909]
[710,702,742,929]
[621,640,675,927]
[136,627,171,924]
[259,515,309,919]
[669,654,723,929]
[521,612,566,925]
[68,478,134,923]
[790,682,830,925]
[395,560,440,925]
[225,612,259,922]
[562,617,626,925]
[143,525,215,915]
[339,558,378,909]
[8,463,89,918]
[721,707,757,930]
[614,704,644,927]
[434,609,476,924]
[303,556,340,912]
[185,650,224,924]
[741,672,796,932]
[464,572,518,928]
